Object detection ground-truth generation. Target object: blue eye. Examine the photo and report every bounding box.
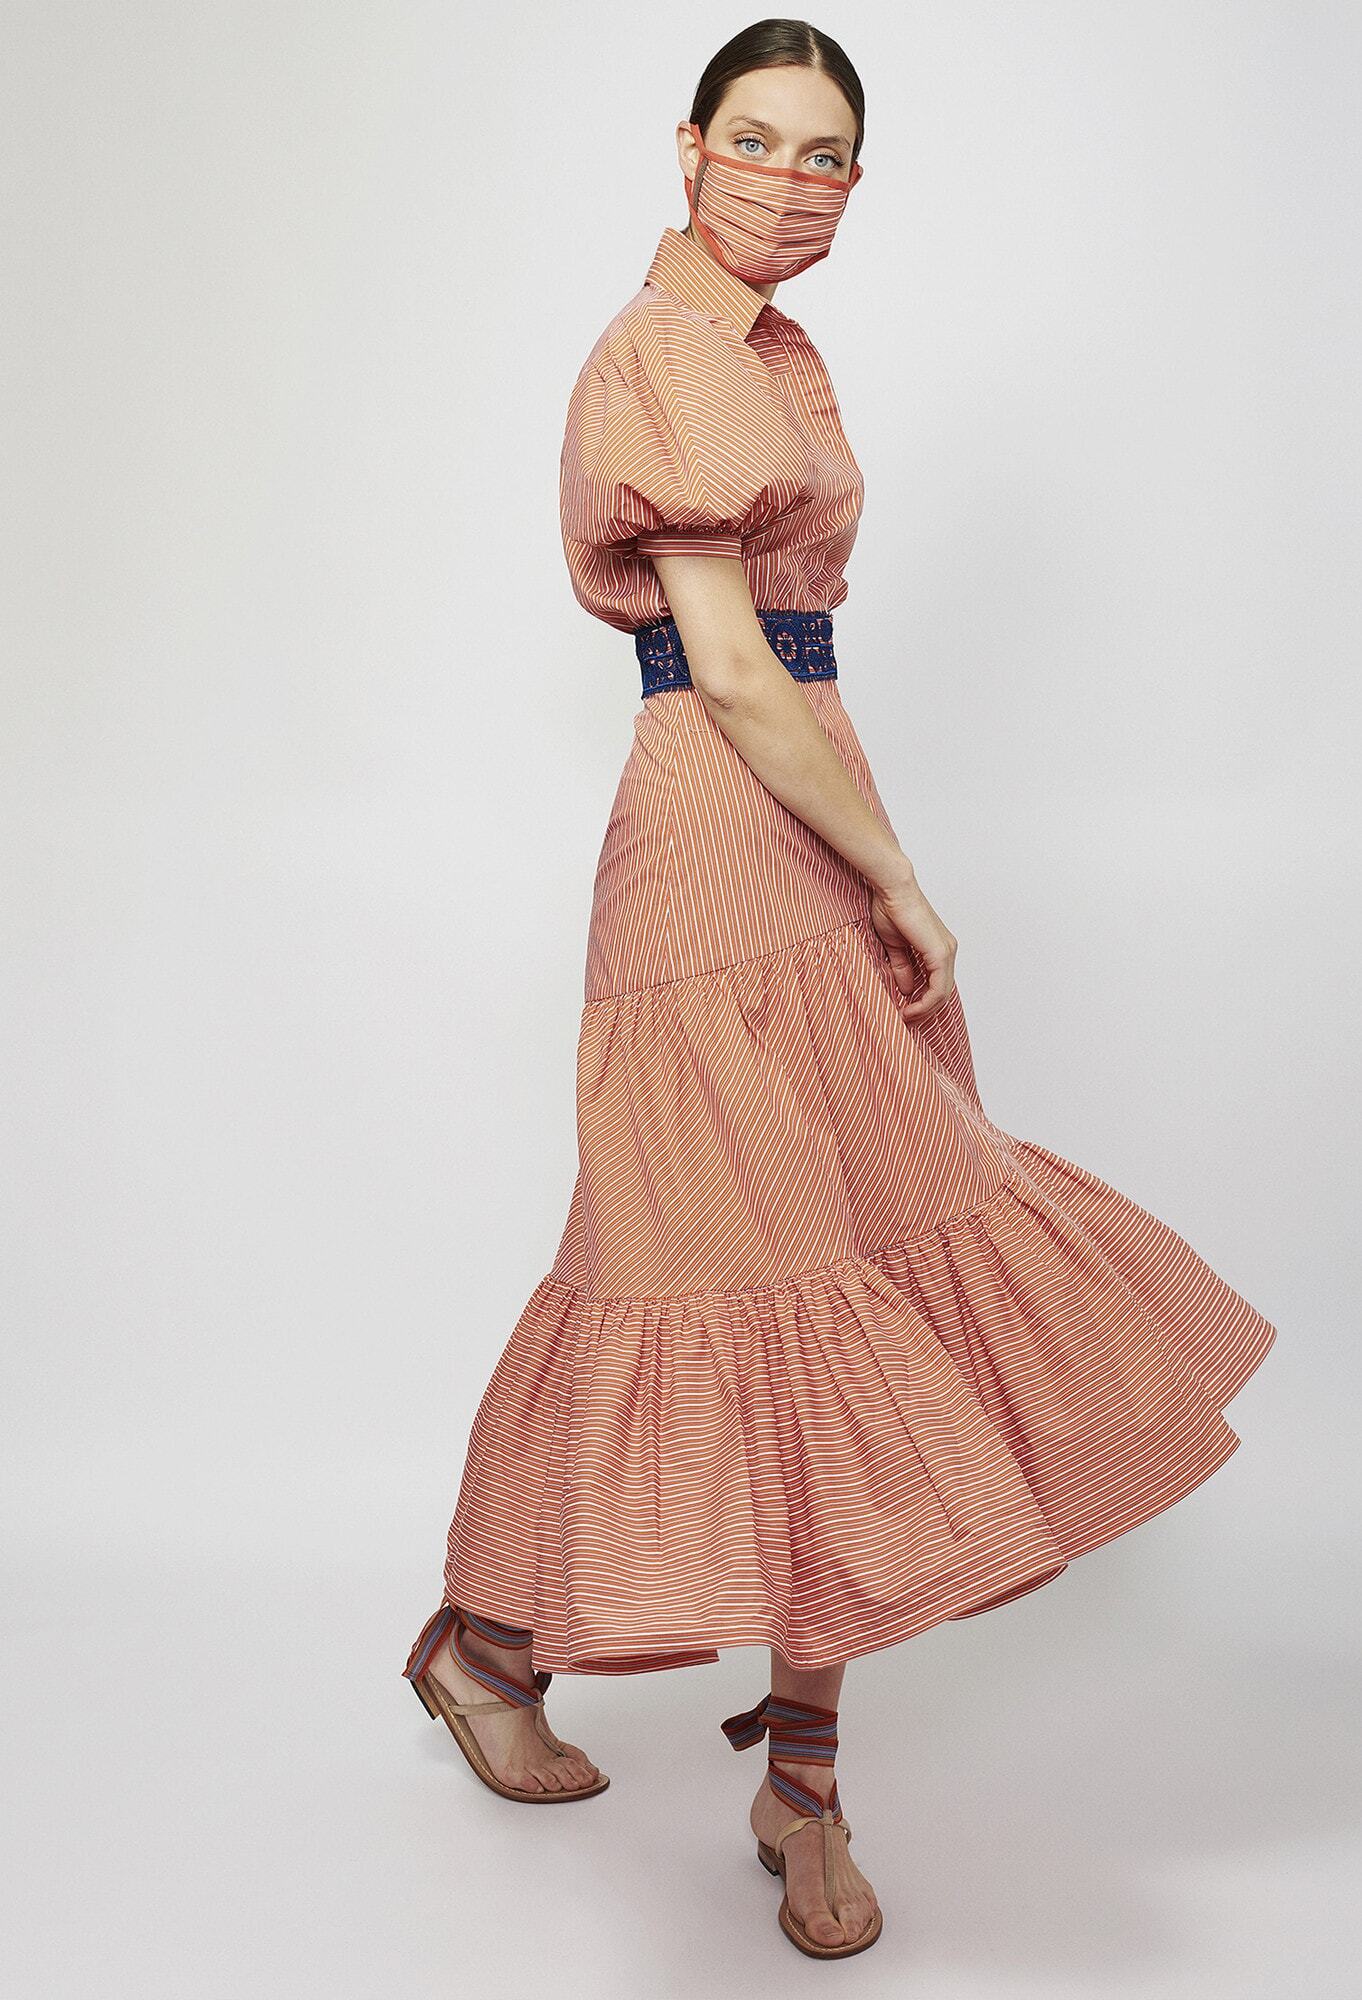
[732,132,845,172]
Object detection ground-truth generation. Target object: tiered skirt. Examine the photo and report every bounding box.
[443,678,1276,1674]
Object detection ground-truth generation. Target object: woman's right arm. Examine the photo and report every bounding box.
[649,550,958,1020]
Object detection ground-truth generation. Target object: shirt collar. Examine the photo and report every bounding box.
[644,226,770,338]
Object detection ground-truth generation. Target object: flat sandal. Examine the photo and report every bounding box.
[402,1602,609,1803]
[721,1691,883,1958]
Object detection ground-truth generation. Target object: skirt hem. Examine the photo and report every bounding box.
[447,1309,1273,1678]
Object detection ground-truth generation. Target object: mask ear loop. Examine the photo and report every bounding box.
[684,126,718,261]
[686,123,709,207]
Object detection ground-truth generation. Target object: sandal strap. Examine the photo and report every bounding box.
[444,1695,543,1716]
[459,1606,535,1651]
[401,1602,552,1710]
[720,1691,843,1825]
[774,1811,853,1904]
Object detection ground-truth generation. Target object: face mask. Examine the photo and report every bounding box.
[682,119,863,285]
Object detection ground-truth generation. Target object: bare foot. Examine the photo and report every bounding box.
[749,1766,880,1949]
[423,1628,605,1794]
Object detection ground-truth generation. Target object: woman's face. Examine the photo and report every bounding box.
[677,64,859,187]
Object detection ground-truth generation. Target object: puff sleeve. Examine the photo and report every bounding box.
[560,304,808,565]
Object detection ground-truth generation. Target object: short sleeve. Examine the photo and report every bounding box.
[560,306,806,563]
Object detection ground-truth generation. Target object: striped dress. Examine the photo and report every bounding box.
[441,224,1277,1675]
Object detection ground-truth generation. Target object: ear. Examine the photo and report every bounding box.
[676,119,701,179]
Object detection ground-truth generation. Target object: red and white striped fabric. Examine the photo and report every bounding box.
[559,225,863,633]
[438,224,1278,1678]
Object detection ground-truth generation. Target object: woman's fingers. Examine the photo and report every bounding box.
[869,879,957,1021]
[897,958,954,1019]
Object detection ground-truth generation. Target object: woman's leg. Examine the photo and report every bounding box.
[746,1646,880,1949]
[420,1607,602,1794]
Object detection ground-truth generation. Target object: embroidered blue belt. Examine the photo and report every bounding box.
[633,608,837,696]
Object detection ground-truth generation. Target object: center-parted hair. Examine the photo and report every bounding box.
[689,18,866,167]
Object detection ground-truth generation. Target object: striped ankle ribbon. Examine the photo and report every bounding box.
[401,1602,551,1708]
[719,1691,842,1822]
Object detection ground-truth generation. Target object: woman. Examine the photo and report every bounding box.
[401,20,1277,1961]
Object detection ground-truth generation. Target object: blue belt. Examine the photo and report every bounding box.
[633,608,838,696]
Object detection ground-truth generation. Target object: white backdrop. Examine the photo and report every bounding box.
[3,4,1357,1996]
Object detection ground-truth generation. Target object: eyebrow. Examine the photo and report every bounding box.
[723,112,854,151]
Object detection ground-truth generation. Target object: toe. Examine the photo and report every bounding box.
[842,1896,877,1941]
[804,1909,846,1947]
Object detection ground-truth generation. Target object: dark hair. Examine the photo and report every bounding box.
[688,18,865,167]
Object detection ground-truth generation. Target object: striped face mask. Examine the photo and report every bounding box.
[682,121,863,284]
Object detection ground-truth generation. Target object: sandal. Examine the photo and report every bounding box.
[402,1602,609,1804]
[721,1691,883,1958]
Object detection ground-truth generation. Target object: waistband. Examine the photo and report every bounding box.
[633,608,837,697]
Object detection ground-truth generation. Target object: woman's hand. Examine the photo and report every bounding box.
[868,865,958,1022]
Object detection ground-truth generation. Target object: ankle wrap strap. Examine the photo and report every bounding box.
[719,1692,842,1823]
[460,1606,534,1650]
[402,1602,552,1709]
